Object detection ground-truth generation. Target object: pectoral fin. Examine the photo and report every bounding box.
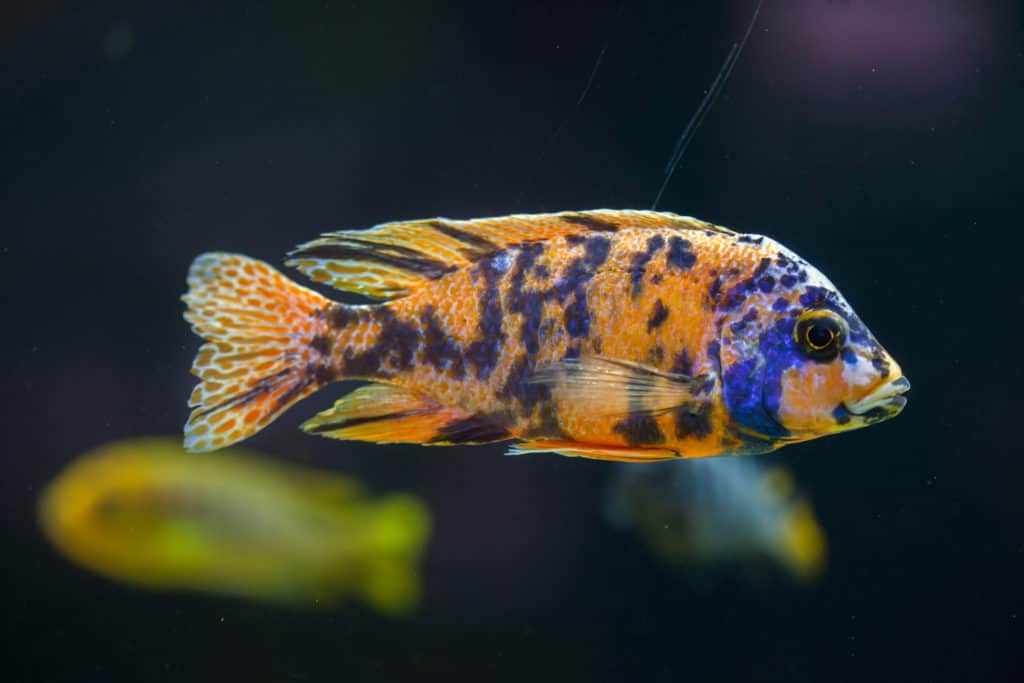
[528,355,713,417]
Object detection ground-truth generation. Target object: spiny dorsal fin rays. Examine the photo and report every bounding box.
[285,210,735,300]
[527,356,714,418]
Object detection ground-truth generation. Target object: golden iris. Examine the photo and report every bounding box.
[794,310,847,360]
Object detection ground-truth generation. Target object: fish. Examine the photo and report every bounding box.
[606,458,826,581]
[182,209,908,459]
[38,437,431,613]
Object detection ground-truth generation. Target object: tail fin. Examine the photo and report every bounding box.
[356,495,431,615]
[182,253,337,452]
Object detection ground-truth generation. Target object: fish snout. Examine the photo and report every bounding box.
[844,375,910,418]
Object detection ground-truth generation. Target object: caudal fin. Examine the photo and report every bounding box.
[356,494,431,615]
[182,253,336,452]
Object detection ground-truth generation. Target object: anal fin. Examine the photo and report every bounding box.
[302,384,510,445]
[506,439,679,462]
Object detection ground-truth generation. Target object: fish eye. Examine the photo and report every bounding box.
[794,310,847,360]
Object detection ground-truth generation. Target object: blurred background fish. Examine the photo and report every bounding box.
[606,458,826,582]
[38,437,431,615]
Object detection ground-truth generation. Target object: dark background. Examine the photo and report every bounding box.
[4,1,1022,681]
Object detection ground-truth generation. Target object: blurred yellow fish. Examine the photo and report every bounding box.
[607,458,826,581]
[38,437,431,614]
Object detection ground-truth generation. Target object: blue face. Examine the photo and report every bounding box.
[719,313,798,447]
[716,265,907,448]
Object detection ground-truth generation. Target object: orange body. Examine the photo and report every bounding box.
[320,220,742,456]
[183,210,908,459]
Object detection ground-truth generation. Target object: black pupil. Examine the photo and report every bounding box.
[807,323,834,349]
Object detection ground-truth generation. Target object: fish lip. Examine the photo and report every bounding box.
[844,376,911,415]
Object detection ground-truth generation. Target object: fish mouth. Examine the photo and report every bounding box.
[844,376,910,417]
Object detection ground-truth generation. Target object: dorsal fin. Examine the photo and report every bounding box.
[285,210,734,300]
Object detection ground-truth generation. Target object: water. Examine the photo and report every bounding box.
[4,2,1022,681]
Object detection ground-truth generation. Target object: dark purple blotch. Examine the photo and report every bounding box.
[500,356,551,414]
[673,402,712,439]
[564,296,590,338]
[309,334,333,356]
[505,243,544,314]
[666,236,696,270]
[799,286,831,309]
[466,256,506,380]
[647,299,669,331]
[671,349,693,376]
[613,413,665,446]
[629,235,665,296]
[420,305,465,378]
[517,290,546,356]
[584,236,611,268]
[832,405,852,425]
[342,308,419,377]
[728,308,759,335]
